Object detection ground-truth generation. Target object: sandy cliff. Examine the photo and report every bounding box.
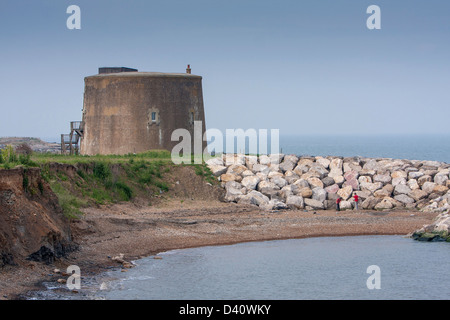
[0,167,72,267]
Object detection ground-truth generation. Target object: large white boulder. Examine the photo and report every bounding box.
[312,187,327,203]
[241,175,261,190]
[286,195,304,209]
[209,165,227,177]
[337,185,353,201]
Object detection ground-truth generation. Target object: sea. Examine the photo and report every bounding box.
[278,134,450,163]
[44,133,450,163]
[29,236,450,300]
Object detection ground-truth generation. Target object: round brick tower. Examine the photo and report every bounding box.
[80,67,206,155]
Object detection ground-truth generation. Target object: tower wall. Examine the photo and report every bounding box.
[80,72,206,155]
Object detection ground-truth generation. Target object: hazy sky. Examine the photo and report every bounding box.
[1,0,449,141]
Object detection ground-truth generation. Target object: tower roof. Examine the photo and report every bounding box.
[88,71,202,79]
[98,67,138,74]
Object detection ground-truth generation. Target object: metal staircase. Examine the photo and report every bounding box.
[61,121,84,155]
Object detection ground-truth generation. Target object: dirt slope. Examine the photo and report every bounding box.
[0,167,72,267]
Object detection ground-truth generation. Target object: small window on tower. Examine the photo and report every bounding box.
[151,112,157,122]
[189,111,194,124]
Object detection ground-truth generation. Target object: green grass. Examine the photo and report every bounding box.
[89,187,113,204]
[51,181,87,219]
[73,161,135,204]
[92,161,111,181]
[42,157,174,217]
[1,148,219,217]
[114,181,133,201]
[30,149,172,166]
[0,144,38,169]
[1,148,219,170]
[154,180,169,192]
[22,169,29,192]
[123,159,171,193]
[191,163,217,185]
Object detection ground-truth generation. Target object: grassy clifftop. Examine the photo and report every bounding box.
[1,149,217,220]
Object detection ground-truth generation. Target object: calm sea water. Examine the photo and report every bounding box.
[44,134,450,163]
[31,235,449,300]
[279,134,450,163]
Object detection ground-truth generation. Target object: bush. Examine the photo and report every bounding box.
[38,181,44,194]
[15,143,33,156]
[192,163,216,184]
[114,181,133,201]
[59,195,85,219]
[0,144,37,168]
[92,161,111,181]
[23,170,29,192]
[40,164,52,182]
[76,169,86,180]
[90,188,112,204]
[155,180,169,192]
[194,165,204,176]
[138,172,154,185]
[19,153,37,166]
[1,145,17,163]
[51,182,86,219]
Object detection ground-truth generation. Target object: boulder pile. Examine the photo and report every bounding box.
[206,154,450,212]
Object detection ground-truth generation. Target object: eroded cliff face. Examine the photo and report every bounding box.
[0,168,73,267]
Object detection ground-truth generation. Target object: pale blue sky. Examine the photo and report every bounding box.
[1,0,449,141]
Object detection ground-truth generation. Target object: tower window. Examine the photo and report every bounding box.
[148,108,160,127]
[189,111,194,124]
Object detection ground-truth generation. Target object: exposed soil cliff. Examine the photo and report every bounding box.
[0,167,73,267]
[0,162,224,269]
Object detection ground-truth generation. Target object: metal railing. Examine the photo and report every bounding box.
[71,121,82,131]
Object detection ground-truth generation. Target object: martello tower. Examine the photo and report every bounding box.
[78,66,206,155]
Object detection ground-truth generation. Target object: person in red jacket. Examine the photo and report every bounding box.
[336,197,341,211]
[353,193,359,210]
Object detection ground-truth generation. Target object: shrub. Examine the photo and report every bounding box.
[76,169,86,180]
[92,161,111,181]
[59,194,85,219]
[50,182,85,219]
[90,188,112,204]
[194,165,204,176]
[23,171,29,192]
[19,154,30,165]
[15,143,33,156]
[155,180,169,192]
[38,181,44,194]
[138,172,154,185]
[40,164,51,182]
[114,181,133,201]
[1,145,17,163]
